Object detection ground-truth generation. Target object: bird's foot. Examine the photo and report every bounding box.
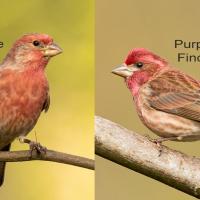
[29,141,47,155]
[144,134,163,145]
[19,136,47,155]
[151,136,178,156]
[152,138,163,157]
[152,139,163,156]
[144,135,163,156]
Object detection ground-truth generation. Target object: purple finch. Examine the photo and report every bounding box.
[112,48,200,143]
[0,33,62,186]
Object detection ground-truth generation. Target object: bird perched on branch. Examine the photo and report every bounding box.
[0,33,62,186]
[112,48,200,144]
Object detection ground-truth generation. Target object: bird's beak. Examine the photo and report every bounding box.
[112,64,134,78]
[44,43,63,57]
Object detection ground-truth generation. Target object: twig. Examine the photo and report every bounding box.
[95,115,200,198]
[0,149,94,170]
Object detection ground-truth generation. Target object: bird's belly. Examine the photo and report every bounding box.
[135,98,200,140]
[0,80,47,148]
[0,97,43,148]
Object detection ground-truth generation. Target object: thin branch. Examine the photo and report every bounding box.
[0,149,94,170]
[95,116,200,199]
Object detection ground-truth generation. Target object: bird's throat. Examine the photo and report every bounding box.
[126,72,149,96]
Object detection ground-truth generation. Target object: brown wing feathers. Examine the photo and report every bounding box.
[148,70,200,122]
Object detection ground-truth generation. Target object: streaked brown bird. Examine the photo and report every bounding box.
[112,48,200,144]
[0,33,62,186]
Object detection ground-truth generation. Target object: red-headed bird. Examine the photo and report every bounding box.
[112,48,200,143]
[0,33,62,186]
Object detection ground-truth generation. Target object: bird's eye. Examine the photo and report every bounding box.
[135,62,144,68]
[33,40,40,47]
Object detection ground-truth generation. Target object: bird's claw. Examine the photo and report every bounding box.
[29,141,47,155]
[151,139,164,156]
[144,135,163,156]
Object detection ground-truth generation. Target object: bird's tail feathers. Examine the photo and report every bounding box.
[0,143,11,187]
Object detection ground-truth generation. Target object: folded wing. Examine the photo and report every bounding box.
[147,70,200,122]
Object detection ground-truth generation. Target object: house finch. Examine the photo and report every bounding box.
[0,33,62,186]
[112,48,200,144]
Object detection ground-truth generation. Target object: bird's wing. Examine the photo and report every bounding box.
[42,93,50,113]
[147,69,200,122]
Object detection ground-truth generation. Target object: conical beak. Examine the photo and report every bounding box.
[44,43,63,57]
[112,64,134,78]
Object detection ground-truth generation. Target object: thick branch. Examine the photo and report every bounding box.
[0,149,94,170]
[95,116,200,198]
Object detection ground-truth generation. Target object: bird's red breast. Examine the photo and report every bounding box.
[0,66,48,148]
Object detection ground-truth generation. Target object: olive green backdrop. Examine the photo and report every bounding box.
[0,0,94,200]
[96,0,200,200]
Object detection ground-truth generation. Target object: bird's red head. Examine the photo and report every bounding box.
[2,33,62,69]
[124,48,167,66]
[112,48,168,96]
[16,33,54,47]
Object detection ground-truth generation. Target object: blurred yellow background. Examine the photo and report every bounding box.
[96,0,200,200]
[0,0,94,200]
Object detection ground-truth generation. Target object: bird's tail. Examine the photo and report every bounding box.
[0,143,11,186]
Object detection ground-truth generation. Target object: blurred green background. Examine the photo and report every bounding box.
[0,0,94,200]
[96,0,200,199]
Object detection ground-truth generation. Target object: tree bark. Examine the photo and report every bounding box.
[0,149,94,170]
[95,116,200,199]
